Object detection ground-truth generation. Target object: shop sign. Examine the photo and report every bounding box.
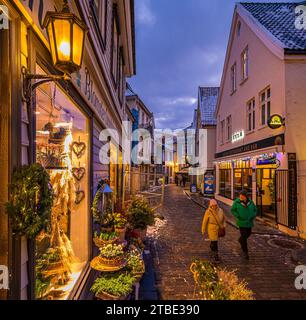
[268,114,284,130]
[215,134,285,159]
[288,153,297,229]
[232,130,245,143]
[190,184,197,193]
[204,172,215,195]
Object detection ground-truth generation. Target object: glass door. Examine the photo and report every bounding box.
[256,168,276,221]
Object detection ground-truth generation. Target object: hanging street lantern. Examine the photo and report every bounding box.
[22,0,88,103]
[43,0,88,74]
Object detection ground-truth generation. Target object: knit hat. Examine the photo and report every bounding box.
[239,190,248,198]
[210,199,218,207]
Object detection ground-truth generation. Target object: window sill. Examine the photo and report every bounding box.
[258,125,268,131]
[240,77,248,86]
[230,90,237,96]
[246,130,255,136]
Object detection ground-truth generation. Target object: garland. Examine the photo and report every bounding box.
[6,164,54,239]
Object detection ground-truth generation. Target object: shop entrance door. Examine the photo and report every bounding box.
[256,169,276,222]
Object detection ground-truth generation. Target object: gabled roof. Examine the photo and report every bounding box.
[198,87,220,126]
[240,1,306,52]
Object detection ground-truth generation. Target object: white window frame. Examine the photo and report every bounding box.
[231,63,237,94]
[241,47,249,82]
[259,87,271,127]
[226,115,232,142]
[221,120,225,144]
[246,99,256,133]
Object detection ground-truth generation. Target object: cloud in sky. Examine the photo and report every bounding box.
[129,0,297,129]
[136,0,156,26]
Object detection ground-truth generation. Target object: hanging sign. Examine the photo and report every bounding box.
[268,115,284,130]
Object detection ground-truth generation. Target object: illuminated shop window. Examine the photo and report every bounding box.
[35,65,89,300]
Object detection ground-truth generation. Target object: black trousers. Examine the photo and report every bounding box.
[239,228,252,253]
[210,241,218,253]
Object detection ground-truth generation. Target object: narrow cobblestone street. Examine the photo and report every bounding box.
[149,185,306,300]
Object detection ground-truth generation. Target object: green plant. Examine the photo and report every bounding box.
[92,189,113,226]
[91,272,135,297]
[127,198,155,230]
[99,244,124,259]
[113,213,127,229]
[94,231,118,241]
[129,237,145,253]
[190,259,254,300]
[126,254,144,274]
[6,164,54,239]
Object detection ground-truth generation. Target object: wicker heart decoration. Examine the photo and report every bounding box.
[72,167,86,182]
[72,141,86,159]
[75,190,85,205]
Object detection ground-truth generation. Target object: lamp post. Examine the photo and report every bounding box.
[22,0,88,102]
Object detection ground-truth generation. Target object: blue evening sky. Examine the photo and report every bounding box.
[129,0,297,129]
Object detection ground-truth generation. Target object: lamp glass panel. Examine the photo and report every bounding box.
[72,23,84,66]
[54,19,71,62]
[48,23,57,65]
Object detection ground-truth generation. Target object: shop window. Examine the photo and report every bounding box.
[234,160,252,199]
[246,99,255,132]
[219,169,232,199]
[231,63,237,93]
[241,47,249,82]
[260,88,271,126]
[35,65,90,300]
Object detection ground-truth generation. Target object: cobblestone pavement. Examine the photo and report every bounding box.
[149,185,306,300]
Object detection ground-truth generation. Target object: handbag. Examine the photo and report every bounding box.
[211,209,226,238]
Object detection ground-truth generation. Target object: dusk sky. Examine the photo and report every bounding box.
[129,0,297,130]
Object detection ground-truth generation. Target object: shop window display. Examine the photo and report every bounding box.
[219,163,232,199]
[35,65,89,300]
[234,160,252,199]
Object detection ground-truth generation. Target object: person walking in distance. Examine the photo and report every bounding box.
[231,190,257,260]
[202,199,226,264]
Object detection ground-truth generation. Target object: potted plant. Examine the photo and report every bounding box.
[93,231,119,248]
[127,198,155,240]
[100,213,114,233]
[99,244,125,267]
[91,272,135,300]
[113,213,128,242]
[126,254,145,283]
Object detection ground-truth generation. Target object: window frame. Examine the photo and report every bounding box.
[259,87,271,127]
[231,63,237,94]
[226,115,232,142]
[241,46,249,83]
[111,4,120,87]
[246,98,256,133]
[90,0,108,51]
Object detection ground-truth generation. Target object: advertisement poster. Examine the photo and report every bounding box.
[204,172,215,195]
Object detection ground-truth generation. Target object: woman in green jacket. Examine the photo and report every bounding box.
[231,191,257,260]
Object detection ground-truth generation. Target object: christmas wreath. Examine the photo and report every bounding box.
[6,163,54,239]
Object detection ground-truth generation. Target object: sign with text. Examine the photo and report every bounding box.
[268,114,284,130]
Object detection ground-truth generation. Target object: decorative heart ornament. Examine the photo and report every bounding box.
[72,141,86,159]
[75,190,85,205]
[72,167,86,182]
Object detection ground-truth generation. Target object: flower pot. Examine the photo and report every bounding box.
[93,236,119,248]
[96,292,131,301]
[115,227,127,242]
[99,255,125,268]
[100,227,113,233]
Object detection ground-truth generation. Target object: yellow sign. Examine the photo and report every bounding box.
[268,115,284,129]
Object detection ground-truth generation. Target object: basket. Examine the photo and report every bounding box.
[90,256,127,272]
[93,237,119,248]
[96,291,131,301]
[99,255,125,267]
